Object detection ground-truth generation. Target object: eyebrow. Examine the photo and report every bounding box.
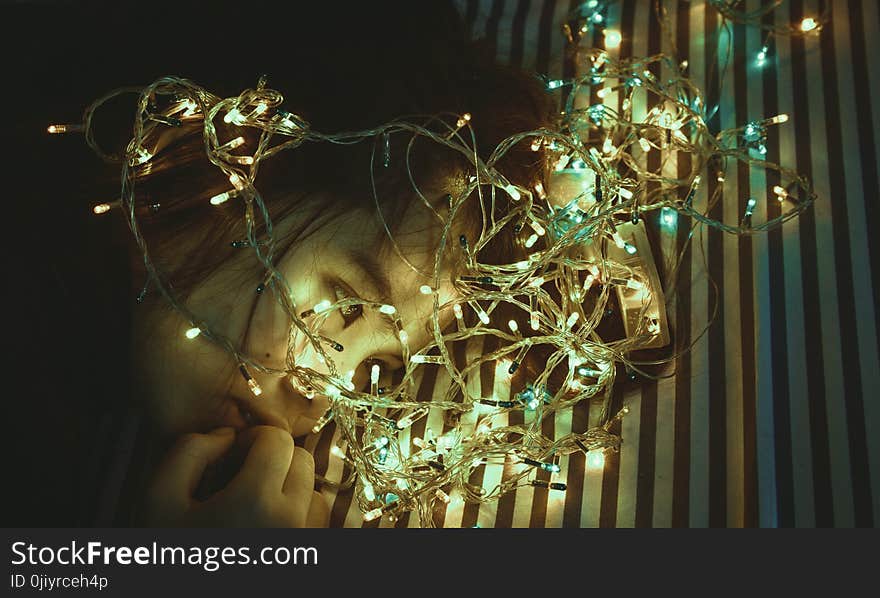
[343,249,402,341]
[345,249,395,307]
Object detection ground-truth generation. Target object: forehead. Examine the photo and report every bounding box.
[330,197,453,289]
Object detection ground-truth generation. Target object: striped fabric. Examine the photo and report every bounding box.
[307,0,879,527]
[93,0,878,528]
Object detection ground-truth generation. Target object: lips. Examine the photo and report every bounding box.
[227,393,290,431]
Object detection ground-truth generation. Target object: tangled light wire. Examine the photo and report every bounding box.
[51,1,822,526]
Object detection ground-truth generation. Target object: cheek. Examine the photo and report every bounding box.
[290,394,331,438]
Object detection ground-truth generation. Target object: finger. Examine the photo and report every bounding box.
[282,446,315,526]
[305,490,330,528]
[305,490,329,528]
[151,428,236,503]
[231,425,295,496]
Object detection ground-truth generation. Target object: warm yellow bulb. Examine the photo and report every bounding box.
[185,327,201,339]
[92,203,111,215]
[604,29,622,49]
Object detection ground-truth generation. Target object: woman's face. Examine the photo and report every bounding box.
[132,194,459,437]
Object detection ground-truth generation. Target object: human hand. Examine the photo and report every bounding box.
[142,426,329,527]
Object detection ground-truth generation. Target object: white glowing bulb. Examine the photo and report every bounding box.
[508,320,519,333]
[800,17,817,32]
[566,313,580,328]
[453,304,463,318]
[597,87,611,99]
[626,279,645,290]
[93,203,111,215]
[363,508,383,522]
[252,103,268,116]
[343,370,356,391]
[477,309,490,325]
[604,29,622,49]
[533,181,546,199]
[330,445,345,458]
[378,304,397,315]
[529,276,545,288]
[130,148,152,166]
[185,327,201,339]
[602,137,615,154]
[228,173,245,191]
[209,191,232,206]
[370,364,380,385]
[525,233,539,248]
[504,184,521,201]
[313,299,332,314]
[769,113,789,124]
[223,107,243,124]
[587,451,606,469]
[419,285,433,294]
[638,137,651,152]
[583,274,596,292]
[398,330,408,344]
[363,483,376,501]
[530,312,540,331]
[618,187,634,200]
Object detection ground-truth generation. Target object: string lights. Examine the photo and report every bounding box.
[49,0,822,526]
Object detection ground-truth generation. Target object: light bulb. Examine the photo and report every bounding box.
[587,451,606,469]
[800,17,817,32]
[604,29,621,49]
[209,191,233,206]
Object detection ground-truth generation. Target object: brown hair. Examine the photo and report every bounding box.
[109,2,575,398]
